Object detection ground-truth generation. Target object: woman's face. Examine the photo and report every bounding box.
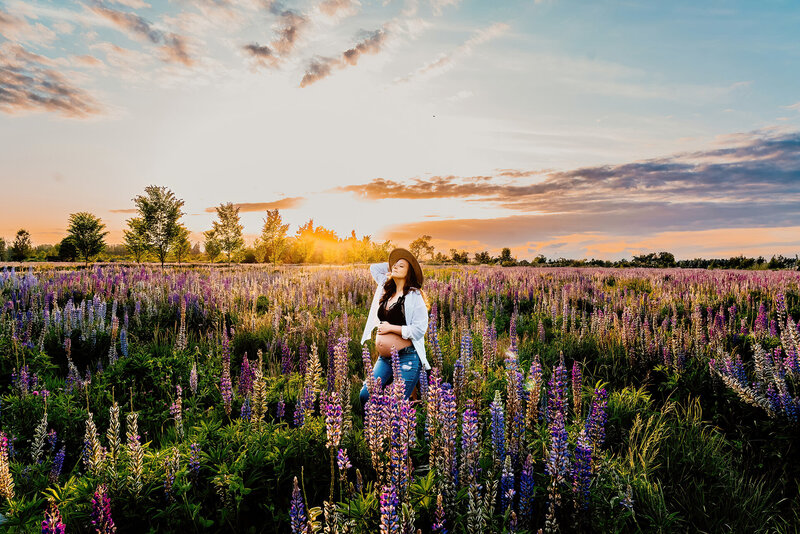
[391,259,410,279]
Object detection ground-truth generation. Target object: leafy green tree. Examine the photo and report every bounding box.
[132,185,185,267]
[0,237,5,261]
[255,209,289,265]
[409,234,434,261]
[123,217,149,263]
[10,229,32,261]
[450,249,469,264]
[499,247,516,267]
[57,237,78,262]
[172,224,191,264]
[474,251,492,264]
[209,202,244,265]
[66,212,108,265]
[204,229,221,262]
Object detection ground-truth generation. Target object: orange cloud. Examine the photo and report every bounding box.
[203,197,305,213]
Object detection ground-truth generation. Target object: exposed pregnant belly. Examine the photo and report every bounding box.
[375,331,412,356]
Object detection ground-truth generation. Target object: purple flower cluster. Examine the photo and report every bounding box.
[324,391,343,449]
[489,390,506,462]
[585,387,609,456]
[50,446,65,484]
[220,329,233,416]
[238,354,254,397]
[41,500,66,534]
[572,428,592,511]
[189,443,201,480]
[90,483,116,533]
[276,393,285,419]
[379,483,400,534]
[459,400,480,489]
[289,476,309,534]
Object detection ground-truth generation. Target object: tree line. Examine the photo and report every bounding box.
[1,186,798,270]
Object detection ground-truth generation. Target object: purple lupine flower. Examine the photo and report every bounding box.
[220,331,233,417]
[766,383,780,414]
[545,356,570,511]
[519,453,535,528]
[281,341,294,375]
[298,342,308,378]
[49,446,65,484]
[119,326,128,358]
[500,455,515,513]
[170,385,184,439]
[163,448,179,502]
[41,500,66,534]
[276,393,285,419]
[620,484,634,512]
[324,391,343,449]
[585,387,609,456]
[289,476,309,534]
[432,493,447,533]
[238,354,254,397]
[189,361,198,396]
[337,448,351,481]
[779,391,799,423]
[489,390,506,462]
[90,483,116,533]
[389,401,413,500]
[379,483,401,534]
[419,368,428,401]
[459,400,481,489]
[293,396,305,427]
[572,428,592,511]
[240,397,252,421]
[509,312,518,353]
[572,360,582,419]
[46,429,57,451]
[361,345,375,398]
[189,443,201,480]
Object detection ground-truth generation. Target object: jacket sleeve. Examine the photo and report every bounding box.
[370,262,389,284]
[401,291,429,341]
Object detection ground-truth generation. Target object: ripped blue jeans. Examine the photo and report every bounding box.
[359,345,421,406]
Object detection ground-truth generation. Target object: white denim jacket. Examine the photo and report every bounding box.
[360,262,431,371]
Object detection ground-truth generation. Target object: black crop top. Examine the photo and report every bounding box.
[378,294,406,325]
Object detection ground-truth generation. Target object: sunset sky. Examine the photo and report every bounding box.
[1,0,799,260]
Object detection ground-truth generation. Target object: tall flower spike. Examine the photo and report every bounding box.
[0,431,14,501]
[489,390,506,462]
[90,483,116,533]
[572,361,582,420]
[289,476,309,534]
[41,499,66,534]
[325,391,343,450]
[126,412,143,495]
[189,360,198,396]
[220,333,233,417]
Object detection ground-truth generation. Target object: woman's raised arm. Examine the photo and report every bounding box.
[370,262,389,284]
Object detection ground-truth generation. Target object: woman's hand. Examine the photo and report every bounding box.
[377,321,398,335]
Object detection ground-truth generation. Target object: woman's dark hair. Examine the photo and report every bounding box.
[380,263,421,307]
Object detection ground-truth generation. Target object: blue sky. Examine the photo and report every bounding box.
[1,0,799,259]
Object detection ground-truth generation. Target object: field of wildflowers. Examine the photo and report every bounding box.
[0,264,798,533]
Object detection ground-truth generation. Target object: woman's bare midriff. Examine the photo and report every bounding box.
[376,332,412,357]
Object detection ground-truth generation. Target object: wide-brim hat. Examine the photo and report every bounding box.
[389,248,423,287]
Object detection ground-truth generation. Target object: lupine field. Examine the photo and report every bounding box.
[0,264,799,533]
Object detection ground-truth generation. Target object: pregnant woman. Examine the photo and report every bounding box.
[359,248,431,406]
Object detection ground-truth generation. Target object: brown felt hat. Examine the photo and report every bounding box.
[389,248,423,287]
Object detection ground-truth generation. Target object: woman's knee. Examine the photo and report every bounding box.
[359,384,370,406]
